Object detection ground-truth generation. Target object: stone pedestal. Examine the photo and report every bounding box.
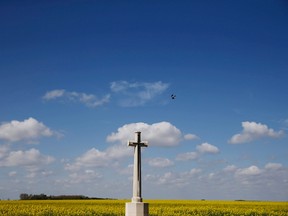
[125,202,149,216]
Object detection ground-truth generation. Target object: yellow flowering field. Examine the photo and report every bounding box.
[0,199,287,215]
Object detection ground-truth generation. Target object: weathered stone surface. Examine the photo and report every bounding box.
[126,132,149,216]
[125,202,149,216]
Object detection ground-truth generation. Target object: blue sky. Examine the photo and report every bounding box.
[0,0,288,200]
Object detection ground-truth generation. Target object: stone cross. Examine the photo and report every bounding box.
[126,131,149,216]
[128,131,148,203]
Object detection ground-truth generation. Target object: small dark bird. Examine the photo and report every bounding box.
[171,94,176,99]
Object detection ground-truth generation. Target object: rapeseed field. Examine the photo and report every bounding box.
[0,199,287,215]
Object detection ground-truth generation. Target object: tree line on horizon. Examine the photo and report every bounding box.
[19,193,113,200]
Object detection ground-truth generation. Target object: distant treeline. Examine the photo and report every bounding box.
[19,193,113,200]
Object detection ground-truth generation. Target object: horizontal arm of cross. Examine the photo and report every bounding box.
[127,141,148,147]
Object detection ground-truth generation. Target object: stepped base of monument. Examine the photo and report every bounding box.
[125,202,149,216]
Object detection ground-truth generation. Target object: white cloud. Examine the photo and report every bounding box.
[65,148,108,171]
[224,164,288,195]
[235,165,263,176]
[106,144,132,159]
[176,152,198,161]
[0,118,55,143]
[223,163,285,179]
[43,89,110,108]
[76,148,107,164]
[0,148,54,167]
[188,168,202,175]
[110,81,169,106]
[43,81,168,108]
[148,157,174,167]
[176,143,219,162]
[65,145,131,171]
[223,165,237,172]
[42,89,65,100]
[0,145,9,158]
[144,162,288,200]
[106,121,182,146]
[68,170,102,184]
[265,162,283,170]
[156,172,185,186]
[66,121,183,172]
[184,133,199,140]
[229,121,284,144]
[196,142,219,154]
[146,168,202,187]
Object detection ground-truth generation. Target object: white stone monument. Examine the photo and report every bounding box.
[125,131,149,216]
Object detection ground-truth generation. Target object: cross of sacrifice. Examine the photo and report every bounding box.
[128,131,148,203]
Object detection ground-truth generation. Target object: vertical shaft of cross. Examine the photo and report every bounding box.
[128,131,148,203]
[133,136,141,202]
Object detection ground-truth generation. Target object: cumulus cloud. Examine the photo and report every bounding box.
[229,121,284,144]
[176,142,219,161]
[184,134,199,140]
[148,157,174,168]
[235,165,263,176]
[110,81,169,106]
[66,121,184,172]
[265,162,283,170]
[74,148,107,166]
[176,152,199,161]
[0,118,55,143]
[0,148,54,167]
[65,145,132,171]
[196,142,219,154]
[66,121,186,173]
[0,145,9,158]
[43,89,110,108]
[106,121,182,146]
[224,163,284,180]
[145,172,185,186]
[68,170,102,184]
[225,163,288,192]
[223,165,237,172]
[151,163,287,199]
[145,168,202,187]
